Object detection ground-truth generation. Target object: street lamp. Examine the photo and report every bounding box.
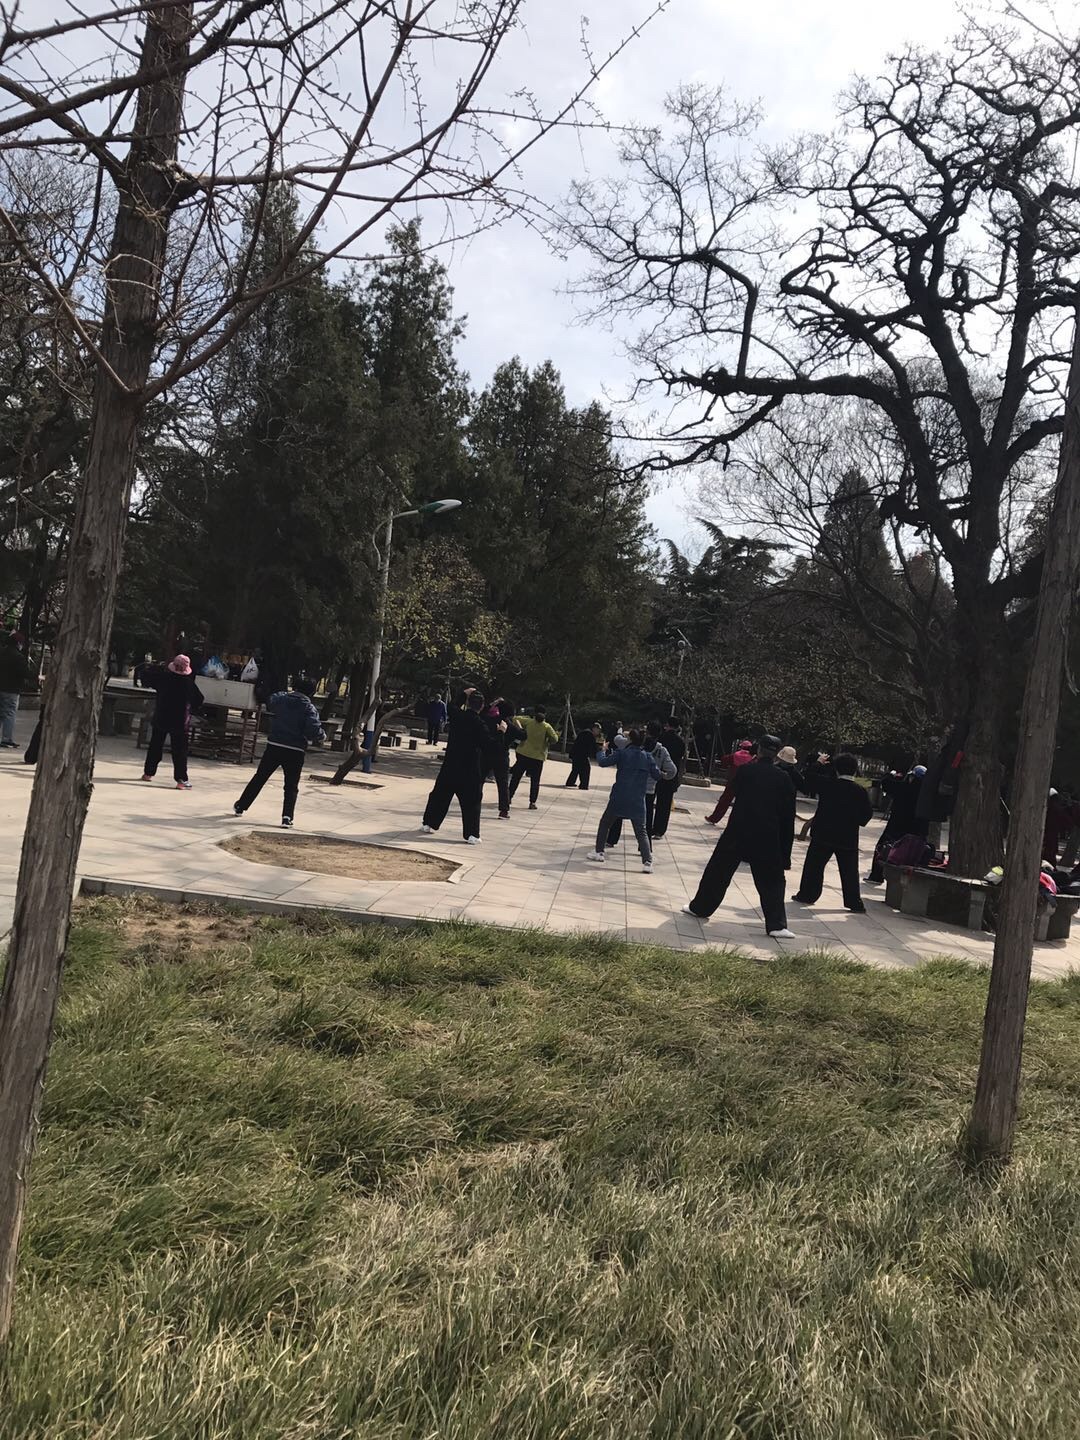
[366,498,463,723]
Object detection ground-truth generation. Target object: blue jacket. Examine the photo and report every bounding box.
[267,690,325,751]
[596,743,661,819]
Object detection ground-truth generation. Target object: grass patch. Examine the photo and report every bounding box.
[4,896,1080,1437]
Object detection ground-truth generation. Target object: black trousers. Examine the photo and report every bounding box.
[489,751,510,813]
[424,764,482,838]
[796,840,862,909]
[427,719,442,745]
[688,835,788,932]
[509,754,543,805]
[237,743,306,820]
[144,722,189,782]
[652,778,678,837]
[566,756,591,789]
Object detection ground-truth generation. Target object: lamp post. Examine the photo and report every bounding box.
[365,498,462,722]
[671,628,691,719]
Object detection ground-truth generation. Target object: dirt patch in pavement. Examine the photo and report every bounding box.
[220,831,458,881]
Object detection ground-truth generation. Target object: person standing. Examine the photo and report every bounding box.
[643,719,678,837]
[426,693,447,745]
[684,734,797,937]
[705,739,756,825]
[485,699,525,818]
[587,729,661,872]
[566,723,601,790]
[509,705,560,810]
[651,718,686,838]
[865,765,928,882]
[792,754,873,913]
[141,655,204,789]
[0,632,30,749]
[421,692,500,842]
[234,677,327,827]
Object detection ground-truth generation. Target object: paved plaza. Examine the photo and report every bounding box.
[0,716,1076,978]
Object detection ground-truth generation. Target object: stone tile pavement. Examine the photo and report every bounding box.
[0,718,1076,978]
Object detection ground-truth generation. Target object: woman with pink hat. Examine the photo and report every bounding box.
[140,654,204,789]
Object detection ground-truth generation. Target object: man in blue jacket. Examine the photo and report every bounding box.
[234,677,328,828]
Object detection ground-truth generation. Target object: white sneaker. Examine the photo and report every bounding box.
[466,835,482,845]
[768,928,796,939]
[681,905,704,919]
[586,851,605,863]
[642,861,653,873]
[420,824,435,835]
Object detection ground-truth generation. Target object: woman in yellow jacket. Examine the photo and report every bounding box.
[508,706,560,810]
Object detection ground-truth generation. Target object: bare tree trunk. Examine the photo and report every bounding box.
[0,5,192,1340]
[967,319,1080,1164]
[330,703,410,784]
[948,633,1007,877]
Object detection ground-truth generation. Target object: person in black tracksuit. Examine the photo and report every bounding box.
[866,766,928,882]
[234,677,326,825]
[486,699,525,818]
[793,753,873,912]
[566,723,601,790]
[422,692,499,841]
[141,655,204,786]
[651,719,686,837]
[684,735,796,935]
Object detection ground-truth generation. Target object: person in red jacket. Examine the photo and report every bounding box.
[706,740,755,825]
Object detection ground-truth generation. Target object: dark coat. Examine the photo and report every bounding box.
[0,643,30,693]
[809,774,873,850]
[444,707,498,776]
[267,690,325,751]
[486,712,525,757]
[720,757,797,867]
[143,666,204,728]
[661,730,686,774]
[571,729,600,762]
[882,773,926,838]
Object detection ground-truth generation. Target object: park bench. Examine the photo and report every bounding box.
[883,863,1080,941]
[100,689,151,737]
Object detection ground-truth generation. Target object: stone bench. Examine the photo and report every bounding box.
[883,863,1080,941]
[1037,893,1080,942]
[885,864,990,930]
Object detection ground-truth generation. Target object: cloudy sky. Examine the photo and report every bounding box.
[436,0,965,550]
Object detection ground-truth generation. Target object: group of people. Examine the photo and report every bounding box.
[679,736,876,936]
[135,654,329,827]
[420,694,562,842]
[1,640,904,938]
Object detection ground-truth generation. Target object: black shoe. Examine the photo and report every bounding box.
[0,740,18,749]
[846,904,866,914]
[529,802,538,810]
[233,803,244,817]
[282,816,293,828]
[792,894,812,904]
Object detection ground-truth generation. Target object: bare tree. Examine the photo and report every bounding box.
[566,20,1080,876]
[967,320,1080,1163]
[0,0,667,1338]
[712,399,963,741]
